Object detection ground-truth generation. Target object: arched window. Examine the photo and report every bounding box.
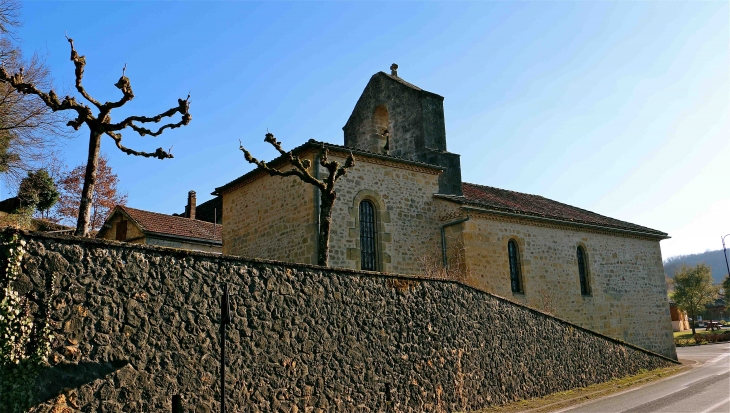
[359,200,378,271]
[373,105,390,154]
[508,239,523,293]
[577,246,590,295]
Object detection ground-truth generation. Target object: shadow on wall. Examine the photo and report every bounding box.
[1,360,128,412]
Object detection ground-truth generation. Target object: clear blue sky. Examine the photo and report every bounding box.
[11,1,729,260]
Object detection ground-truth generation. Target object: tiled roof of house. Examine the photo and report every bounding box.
[214,139,443,195]
[118,206,222,242]
[437,182,667,237]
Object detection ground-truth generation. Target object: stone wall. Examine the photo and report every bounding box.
[221,150,444,276]
[454,210,676,359]
[10,231,676,413]
[221,159,318,263]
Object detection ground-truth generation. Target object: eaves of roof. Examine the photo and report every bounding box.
[436,191,669,240]
[213,139,443,195]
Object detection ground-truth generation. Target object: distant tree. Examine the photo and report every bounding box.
[0,0,69,182]
[239,133,355,266]
[0,34,191,236]
[55,154,127,232]
[16,168,57,214]
[671,263,720,334]
[723,275,730,307]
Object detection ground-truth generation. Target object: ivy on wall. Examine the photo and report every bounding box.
[0,232,55,413]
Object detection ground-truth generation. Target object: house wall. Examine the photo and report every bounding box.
[221,156,318,263]
[455,210,675,358]
[221,151,443,275]
[8,230,676,413]
[318,152,442,274]
[98,213,145,243]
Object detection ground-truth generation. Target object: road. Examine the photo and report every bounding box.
[553,343,730,413]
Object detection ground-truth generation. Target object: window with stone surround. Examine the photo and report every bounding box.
[577,246,591,295]
[508,239,523,293]
[359,200,378,271]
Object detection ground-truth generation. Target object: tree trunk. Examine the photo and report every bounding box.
[74,130,102,237]
[317,191,335,267]
[690,308,696,335]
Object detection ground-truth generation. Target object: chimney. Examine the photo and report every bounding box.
[185,190,196,220]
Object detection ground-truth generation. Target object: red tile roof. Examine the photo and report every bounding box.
[438,182,667,237]
[118,206,222,242]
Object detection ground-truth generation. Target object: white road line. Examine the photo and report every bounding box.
[697,398,730,413]
[705,353,730,364]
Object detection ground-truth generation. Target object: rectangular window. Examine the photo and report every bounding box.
[116,220,128,241]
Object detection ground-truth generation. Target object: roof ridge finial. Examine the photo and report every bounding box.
[390,63,398,77]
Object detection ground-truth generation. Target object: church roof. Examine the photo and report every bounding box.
[101,205,222,243]
[437,182,668,238]
[214,139,443,195]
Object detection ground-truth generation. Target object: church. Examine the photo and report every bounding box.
[213,65,676,358]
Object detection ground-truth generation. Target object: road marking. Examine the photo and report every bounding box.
[697,397,730,413]
[706,353,730,364]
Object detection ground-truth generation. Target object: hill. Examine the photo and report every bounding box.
[664,249,729,285]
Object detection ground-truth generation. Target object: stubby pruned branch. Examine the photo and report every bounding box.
[66,34,102,110]
[0,66,93,123]
[105,131,173,159]
[239,132,355,192]
[109,95,191,136]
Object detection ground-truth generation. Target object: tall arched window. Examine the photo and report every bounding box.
[508,239,523,293]
[359,200,378,271]
[577,246,590,295]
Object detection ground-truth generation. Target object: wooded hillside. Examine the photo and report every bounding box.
[664,249,728,284]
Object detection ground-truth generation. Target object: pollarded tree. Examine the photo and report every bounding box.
[671,263,719,335]
[0,35,191,236]
[239,133,355,267]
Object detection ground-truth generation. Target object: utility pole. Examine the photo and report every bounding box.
[722,235,730,280]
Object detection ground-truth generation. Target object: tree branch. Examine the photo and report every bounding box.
[239,135,325,190]
[0,66,93,123]
[65,35,102,109]
[108,95,191,136]
[105,131,173,159]
[103,63,134,110]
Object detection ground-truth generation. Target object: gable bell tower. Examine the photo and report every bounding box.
[343,64,462,195]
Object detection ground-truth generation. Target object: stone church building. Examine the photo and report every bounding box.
[214,66,675,359]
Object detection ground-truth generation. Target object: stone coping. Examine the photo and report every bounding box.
[2,227,680,365]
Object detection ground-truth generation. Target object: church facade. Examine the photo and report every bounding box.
[214,67,676,359]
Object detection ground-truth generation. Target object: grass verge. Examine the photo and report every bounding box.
[470,364,687,413]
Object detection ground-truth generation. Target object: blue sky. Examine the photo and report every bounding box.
[10,1,729,260]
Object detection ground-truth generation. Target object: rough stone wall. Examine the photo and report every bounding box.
[12,231,676,413]
[320,152,442,274]
[457,211,676,359]
[343,73,442,160]
[221,158,317,263]
[145,237,221,254]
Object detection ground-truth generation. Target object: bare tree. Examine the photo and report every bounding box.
[0,35,191,236]
[0,1,70,184]
[239,133,355,266]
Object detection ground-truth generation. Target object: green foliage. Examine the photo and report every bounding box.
[16,169,59,214]
[671,263,720,334]
[0,232,54,412]
[723,275,730,305]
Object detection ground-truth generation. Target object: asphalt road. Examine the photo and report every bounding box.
[554,343,730,413]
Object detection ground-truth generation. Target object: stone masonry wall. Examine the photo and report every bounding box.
[11,231,676,413]
[456,210,676,359]
[221,160,317,263]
